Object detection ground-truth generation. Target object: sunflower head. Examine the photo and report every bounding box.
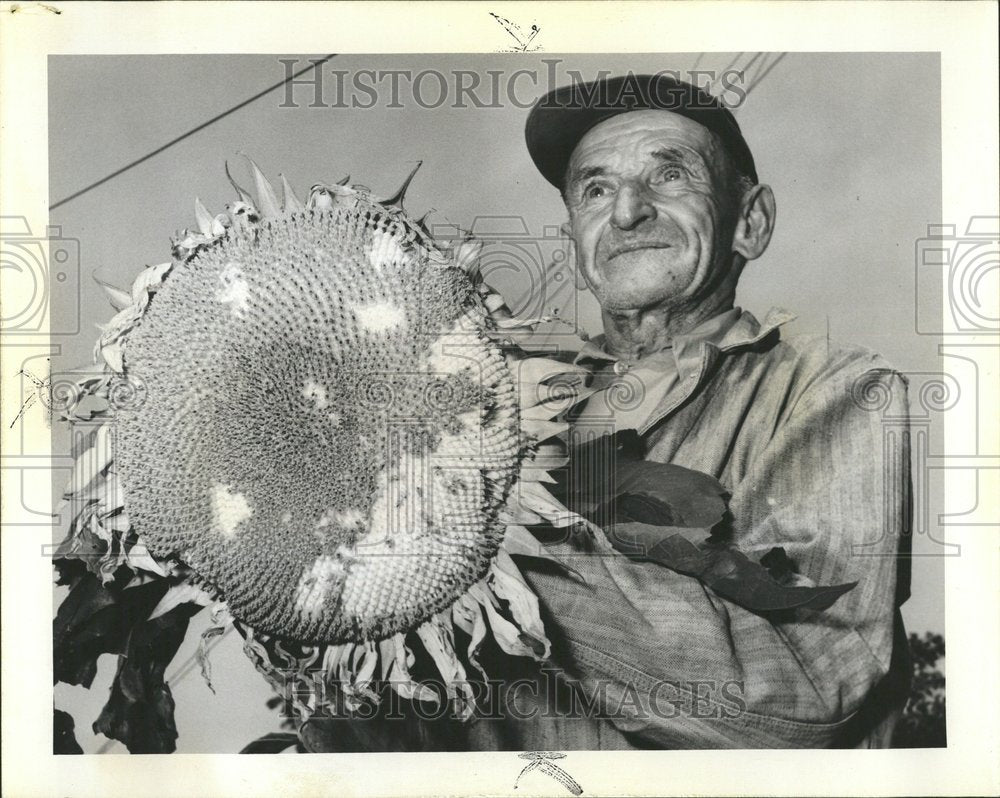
[59,160,593,725]
[115,169,526,644]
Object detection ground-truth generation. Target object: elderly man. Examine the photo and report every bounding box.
[302,74,912,752]
[481,73,913,749]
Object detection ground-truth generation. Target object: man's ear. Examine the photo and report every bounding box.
[732,184,776,261]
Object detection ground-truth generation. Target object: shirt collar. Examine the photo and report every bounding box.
[573,306,797,369]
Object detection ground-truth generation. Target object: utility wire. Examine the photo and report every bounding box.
[747,52,787,95]
[713,51,746,90]
[51,55,337,211]
[739,51,765,84]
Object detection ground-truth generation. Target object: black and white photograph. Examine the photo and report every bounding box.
[1,3,997,797]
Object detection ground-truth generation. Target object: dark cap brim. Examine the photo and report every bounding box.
[525,73,757,190]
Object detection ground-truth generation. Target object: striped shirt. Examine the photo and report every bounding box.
[464,307,912,749]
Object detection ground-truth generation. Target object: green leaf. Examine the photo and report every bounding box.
[93,603,201,754]
[610,523,857,613]
[239,732,300,754]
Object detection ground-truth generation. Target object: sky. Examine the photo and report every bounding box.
[47,52,945,753]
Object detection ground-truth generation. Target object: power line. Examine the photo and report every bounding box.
[747,52,788,95]
[50,55,337,211]
[740,51,765,84]
[714,51,746,89]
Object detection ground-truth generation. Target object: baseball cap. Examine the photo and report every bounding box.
[525,73,758,190]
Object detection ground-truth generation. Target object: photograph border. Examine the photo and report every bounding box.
[2,3,997,797]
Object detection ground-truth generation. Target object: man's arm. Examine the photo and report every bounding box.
[518,364,911,748]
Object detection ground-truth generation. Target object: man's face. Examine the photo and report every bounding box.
[564,110,741,313]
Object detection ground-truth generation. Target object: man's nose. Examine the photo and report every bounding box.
[610,181,656,230]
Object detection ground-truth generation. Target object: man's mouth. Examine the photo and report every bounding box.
[606,242,673,261]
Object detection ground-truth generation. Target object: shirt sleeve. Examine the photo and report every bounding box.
[516,361,911,748]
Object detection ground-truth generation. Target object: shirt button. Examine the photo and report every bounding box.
[613,361,630,375]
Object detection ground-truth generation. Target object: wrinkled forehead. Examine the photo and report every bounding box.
[568,109,726,175]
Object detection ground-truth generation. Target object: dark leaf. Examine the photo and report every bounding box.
[551,430,728,529]
[264,693,299,731]
[239,732,300,754]
[550,431,850,614]
[54,557,88,588]
[608,461,728,529]
[52,573,119,687]
[760,546,796,584]
[298,711,455,753]
[605,523,714,556]
[93,603,200,754]
[517,632,548,658]
[299,716,410,753]
[550,429,643,506]
[895,631,946,747]
[54,708,83,754]
[265,695,286,711]
[610,523,857,613]
[53,571,170,688]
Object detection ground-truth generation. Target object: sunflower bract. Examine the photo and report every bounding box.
[116,203,522,644]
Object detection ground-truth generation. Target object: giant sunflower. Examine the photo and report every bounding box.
[55,159,596,730]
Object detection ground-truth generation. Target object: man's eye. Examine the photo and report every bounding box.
[583,183,608,200]
[652,165,685,184]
